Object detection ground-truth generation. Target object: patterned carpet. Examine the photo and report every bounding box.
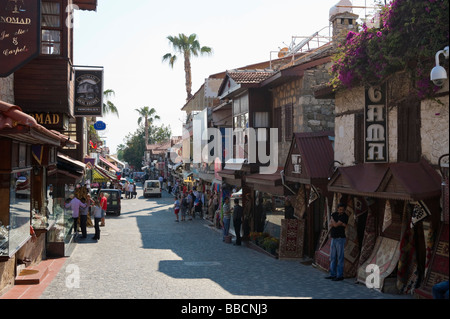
[278,219,305,259]
[357,236,401,291]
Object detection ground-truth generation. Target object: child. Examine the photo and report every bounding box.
[92,199,102,240]
[173,196,180,222]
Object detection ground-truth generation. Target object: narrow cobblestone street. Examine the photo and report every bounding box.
[35,188,412,300]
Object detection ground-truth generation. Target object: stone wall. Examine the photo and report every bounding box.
[0,75,14,104]
[334,86,363,165]
[333,74,449,167]
[272,62,335,166]
[421,95,449,165]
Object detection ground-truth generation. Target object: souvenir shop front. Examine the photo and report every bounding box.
[282,132,335,260]
[0,101,69,293]
[242,168,288,257]
[46,153,86,257]
[319,160,443,295]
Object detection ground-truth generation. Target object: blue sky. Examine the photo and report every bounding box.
[73,0,378,154]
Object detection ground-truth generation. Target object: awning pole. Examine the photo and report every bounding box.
[280,170,297,195]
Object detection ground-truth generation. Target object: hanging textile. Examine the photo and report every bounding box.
[382,200,393,232]
[397,203,420,294]
[411,200,432,228]
[307,184,320,207]
[358,207,377,267]
[343,196,360,278]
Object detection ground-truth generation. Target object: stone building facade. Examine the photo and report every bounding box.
[0,75,14,104]
[271,61,335,167]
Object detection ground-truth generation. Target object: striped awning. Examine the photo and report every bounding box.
[99,156,120,172]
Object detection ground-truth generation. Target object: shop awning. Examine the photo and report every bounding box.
[0,100,65,146]
[183,171,193,179]
[94,164,117,182]
[245,167,287,196]
[99,156,120,172]
[198,171,215,182]
[217,169,243,187]
[57,153,86,173]
[377,160,442,200]
[284,131,335,185]
[328,160,442,201]
[224,158,246,170]
[172,162,183,171]
[48,154,85,183]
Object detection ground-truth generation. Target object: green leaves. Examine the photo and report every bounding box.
[330,0,449,99]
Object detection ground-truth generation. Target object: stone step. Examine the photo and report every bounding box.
[15,263,49,285]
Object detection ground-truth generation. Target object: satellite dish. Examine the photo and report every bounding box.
[278,47,289,58]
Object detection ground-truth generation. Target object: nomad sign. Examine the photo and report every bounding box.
[0,0,41,76]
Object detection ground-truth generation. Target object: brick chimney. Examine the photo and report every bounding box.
[329,0,359,48]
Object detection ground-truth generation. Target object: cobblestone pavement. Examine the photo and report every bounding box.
[40,188,412,300]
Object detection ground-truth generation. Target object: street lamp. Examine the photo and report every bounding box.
[430,46,449,86]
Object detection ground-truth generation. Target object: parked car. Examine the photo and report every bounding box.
[143,180,162,198]
[95,189,122,216]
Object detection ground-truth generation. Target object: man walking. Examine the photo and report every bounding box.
[326,203,348,281]
[233,198,243,246]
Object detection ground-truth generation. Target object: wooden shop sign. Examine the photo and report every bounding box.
[28,112,68,130]
[0,0,41,76]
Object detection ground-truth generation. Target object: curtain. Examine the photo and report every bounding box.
[42,2,60,27]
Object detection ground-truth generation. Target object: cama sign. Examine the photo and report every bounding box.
[365,85,388,163]
[0,0,41,76]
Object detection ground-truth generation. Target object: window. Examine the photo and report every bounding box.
[41,2,61,55]
[1,171,31,257]
[254,112,269,128]
[63,119,77,149]
[233,113,248,129]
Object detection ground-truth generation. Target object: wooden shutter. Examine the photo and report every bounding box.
[397,99,421,162]
[274,107,282,142]
[284,104,293,141]
[354,112,365,164]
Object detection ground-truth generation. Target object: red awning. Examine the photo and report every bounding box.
[245,168,287,196]
[328,159,441,201]
[1,100,71,146]
[284,131,335,184]
[99,156,120,172]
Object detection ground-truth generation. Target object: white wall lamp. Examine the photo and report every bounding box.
[430,46,449,86]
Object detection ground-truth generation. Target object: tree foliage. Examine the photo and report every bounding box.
[331,0,449,99]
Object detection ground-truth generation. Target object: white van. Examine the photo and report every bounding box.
[143,180,162,198]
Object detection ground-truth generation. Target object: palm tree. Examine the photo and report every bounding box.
[135,106,160,146]
[162,33,213,101]
[103,89,119,117]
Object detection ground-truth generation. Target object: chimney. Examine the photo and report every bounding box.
[329,0,359,48]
